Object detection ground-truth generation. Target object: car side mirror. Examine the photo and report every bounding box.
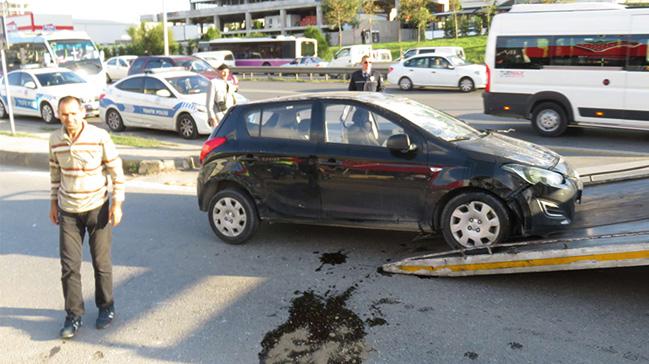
[156,89,172,98]
[387,134,416,153]
[24,81,36,89]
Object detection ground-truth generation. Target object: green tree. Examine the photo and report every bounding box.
[484,0,497,31]
[459,15,470,37]
[201,27,221,41]
[400,0,434,43]
[304,26,330,59]
[323,0,362,47]
[472,15,483,35]
[449,0,462,39]
[363,0,377,36]
[126,22,179,56]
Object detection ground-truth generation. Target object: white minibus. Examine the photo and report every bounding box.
[483,2,649,136]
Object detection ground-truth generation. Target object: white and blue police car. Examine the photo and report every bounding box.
[0,67,100,123]
[99,69,247,139]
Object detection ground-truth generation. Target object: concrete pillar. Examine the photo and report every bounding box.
[213,15,221,31]
[245,12,252,34]
[280,9,286,35]
[316,4,323,27]
[185,17,192,25]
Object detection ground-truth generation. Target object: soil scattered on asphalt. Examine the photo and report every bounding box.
[259,287,367,364]
[464,351,479,360]
[509,342,523,350]
[315,251,347,272]
[48,346,61,358]
[366,317,387,327]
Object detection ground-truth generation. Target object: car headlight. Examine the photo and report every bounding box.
[502,164,565,188]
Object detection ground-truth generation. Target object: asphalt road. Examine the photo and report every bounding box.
[3,80,649,171]
[2,165,648,363]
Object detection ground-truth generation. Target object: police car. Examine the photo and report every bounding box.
[0,68,100,123]
[99,69,247,139]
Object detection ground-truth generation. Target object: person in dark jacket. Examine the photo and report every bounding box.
[348,55,383,92]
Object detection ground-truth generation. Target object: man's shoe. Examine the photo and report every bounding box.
[96,305,114,329]
[60,316,82,339]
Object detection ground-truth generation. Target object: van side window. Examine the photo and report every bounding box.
[627,35,649,72]
[551,35,626,67]
[495,36,551,69]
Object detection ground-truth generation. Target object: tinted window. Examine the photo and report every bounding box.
[496,36,551,69]
[8,73,22,86]
[626,34,649,71]
[116,77,144,93]
[144,77,170,95]
[552,35,626,67]
[224,54,234,61]
[404,57,428,68]
[107,58,117,66]
[245,103,312,141]
[403,50,416,59]
[147,58,174,69]
[119,59,129,67]
[130,58,146,74]
[324,103,404,147]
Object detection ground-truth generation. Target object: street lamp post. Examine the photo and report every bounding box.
[163,0,169,56]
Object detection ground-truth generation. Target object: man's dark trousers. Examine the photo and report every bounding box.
[59,201,113,318]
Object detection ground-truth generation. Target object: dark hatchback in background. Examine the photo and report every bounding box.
[128,55,220,79]
[197,92,582,249]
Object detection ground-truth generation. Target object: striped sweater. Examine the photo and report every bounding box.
[49,122,125,213]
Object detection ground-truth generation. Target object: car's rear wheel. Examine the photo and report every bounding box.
[441,192,510,250]
[208,188,259,244]
[177,113,198,139]
[41,102,57,124]
[532,102,568,137]
[459,77,475,92]
[106,109,126,131]
[0,100,8,119]
[398,77,413,91]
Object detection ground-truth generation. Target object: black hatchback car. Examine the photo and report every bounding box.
[197,92,582,249]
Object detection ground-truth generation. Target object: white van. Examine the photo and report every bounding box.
[483,2,649,136]
[402,47,466,60]
[193,51,236,69]
[328,45,373,67]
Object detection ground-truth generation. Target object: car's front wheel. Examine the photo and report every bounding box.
[41,102,57,124]
[398,77,413,91]
[441,192,511,250]
[106,109,126,131]
[0,100,8,119]
[177,113,198,139]
[208,188,259,244]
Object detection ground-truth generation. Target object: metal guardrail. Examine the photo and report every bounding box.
[232,65,392,81]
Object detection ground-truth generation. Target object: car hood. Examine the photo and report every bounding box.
[41,83,97,99]
[180,91,249,105]
[455,64,485,72]
[457,132,560,169]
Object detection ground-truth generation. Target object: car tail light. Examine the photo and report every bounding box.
[388,66,393,74]
[200,136,227,163]
[485,64,491,93]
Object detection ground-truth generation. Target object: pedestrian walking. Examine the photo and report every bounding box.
[48,96,125,339]
[206,64,237,128]
[348,55,384,92]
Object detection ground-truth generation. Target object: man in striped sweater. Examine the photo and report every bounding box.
[48,96,125,339]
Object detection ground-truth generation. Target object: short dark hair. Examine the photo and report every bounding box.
[217,64,230,71]
[58,96,83,109]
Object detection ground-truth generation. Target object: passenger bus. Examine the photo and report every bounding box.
[5,30,106,94]
[198,36,317,66]
[483,2,649,136]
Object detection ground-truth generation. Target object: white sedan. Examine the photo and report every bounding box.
[104,55,137,83]
[0,68,100,123]
[387,54,487,92]
[99,70,247,139]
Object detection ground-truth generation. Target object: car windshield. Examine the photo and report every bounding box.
[448,55,467,66]
[36,71,86,87]
[180,59,213,72]
[165,75,209,95]
[376,97,483,142]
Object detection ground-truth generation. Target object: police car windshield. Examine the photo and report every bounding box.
[165,75,209,95]
[36,72,85,87]
[376,97,482,142]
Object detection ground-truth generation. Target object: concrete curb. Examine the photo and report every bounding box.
[0,149,200,176]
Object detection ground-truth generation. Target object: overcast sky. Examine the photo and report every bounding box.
[26,0,190,24]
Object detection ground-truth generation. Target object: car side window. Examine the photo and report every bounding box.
[119,59,129,67]
[116,77,145,93]
[21,73,36,87]
[324,103,405,147]
[144,77,171,95]
[430,57,450,69]
[130,59,145,73]
[8,73,22,86]
[404,57,428,68]
[245,103,312,141]
[404,50,416,59]
[147,59,163,69]
[107,58,117,66]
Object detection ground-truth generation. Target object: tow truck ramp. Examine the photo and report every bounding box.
[382,228,649,277]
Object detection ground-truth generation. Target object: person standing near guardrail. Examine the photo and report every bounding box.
[207,64,237,128]
[348,55,384,92]
[48,96,125,339]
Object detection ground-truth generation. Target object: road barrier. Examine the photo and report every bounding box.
[232,65,391,81]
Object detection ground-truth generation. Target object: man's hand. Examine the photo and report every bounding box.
[49,200,59,225]
[208,117,217,128]
[109,201,123,227]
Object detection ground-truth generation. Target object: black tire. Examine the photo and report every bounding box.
[0,99,8,119]
[105,109,126,132]
[531,102,569,137]
[208,188,259,244]
[106,73,112,84]
[398,77,413,91]
[41,102,58,124]
[177,113,198,139]
[440,192,511,250]
[459,77,475,92]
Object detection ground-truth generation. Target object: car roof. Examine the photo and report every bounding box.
[123,70,198,79]
[244,91,408,106]
[11,67,76,75]
[136,55,195,61]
